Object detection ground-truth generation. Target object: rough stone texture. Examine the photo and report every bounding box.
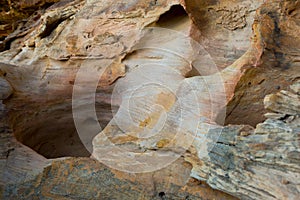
[0,98,234,200]
[2,157,237,200]
[184,0,263,71]
[0,0,61,50]
[225,0,300,126]
[0,0,299,199]
[186,82,300,199]
[0,77,12,100]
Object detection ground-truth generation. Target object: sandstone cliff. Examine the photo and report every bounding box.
[0,0,299,199]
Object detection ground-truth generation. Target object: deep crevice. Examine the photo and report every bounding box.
[39,17,68,39]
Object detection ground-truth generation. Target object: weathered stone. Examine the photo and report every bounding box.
[264,90,300,116]
[290,80,300,94]
[0,0,299,199]
[187,82,300,199]
[0,77,13,100]
[225,0,300,126]
[0,0,62,50]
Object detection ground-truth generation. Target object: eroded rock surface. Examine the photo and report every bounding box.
[225,0,300,126]
[0,0,299,199]
[186,81,300,199]
[0,77,12,100]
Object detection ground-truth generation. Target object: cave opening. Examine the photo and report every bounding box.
[155,4,188,28]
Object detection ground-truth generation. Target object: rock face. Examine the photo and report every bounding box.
[0,0,61,51]
[187,81,300,199]
[0,77,12,100]
[0,0,299,199]
[225,0,300,126]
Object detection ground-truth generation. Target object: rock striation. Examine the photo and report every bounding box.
[186,81,300,199]
[0,0,299,199]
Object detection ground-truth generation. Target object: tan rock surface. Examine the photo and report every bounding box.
[225,0,300,126]
[0,0,299,199]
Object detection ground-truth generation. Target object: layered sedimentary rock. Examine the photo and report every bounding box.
[0,0,299,199]
[0,0,61,51]
[186,81,300,199]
